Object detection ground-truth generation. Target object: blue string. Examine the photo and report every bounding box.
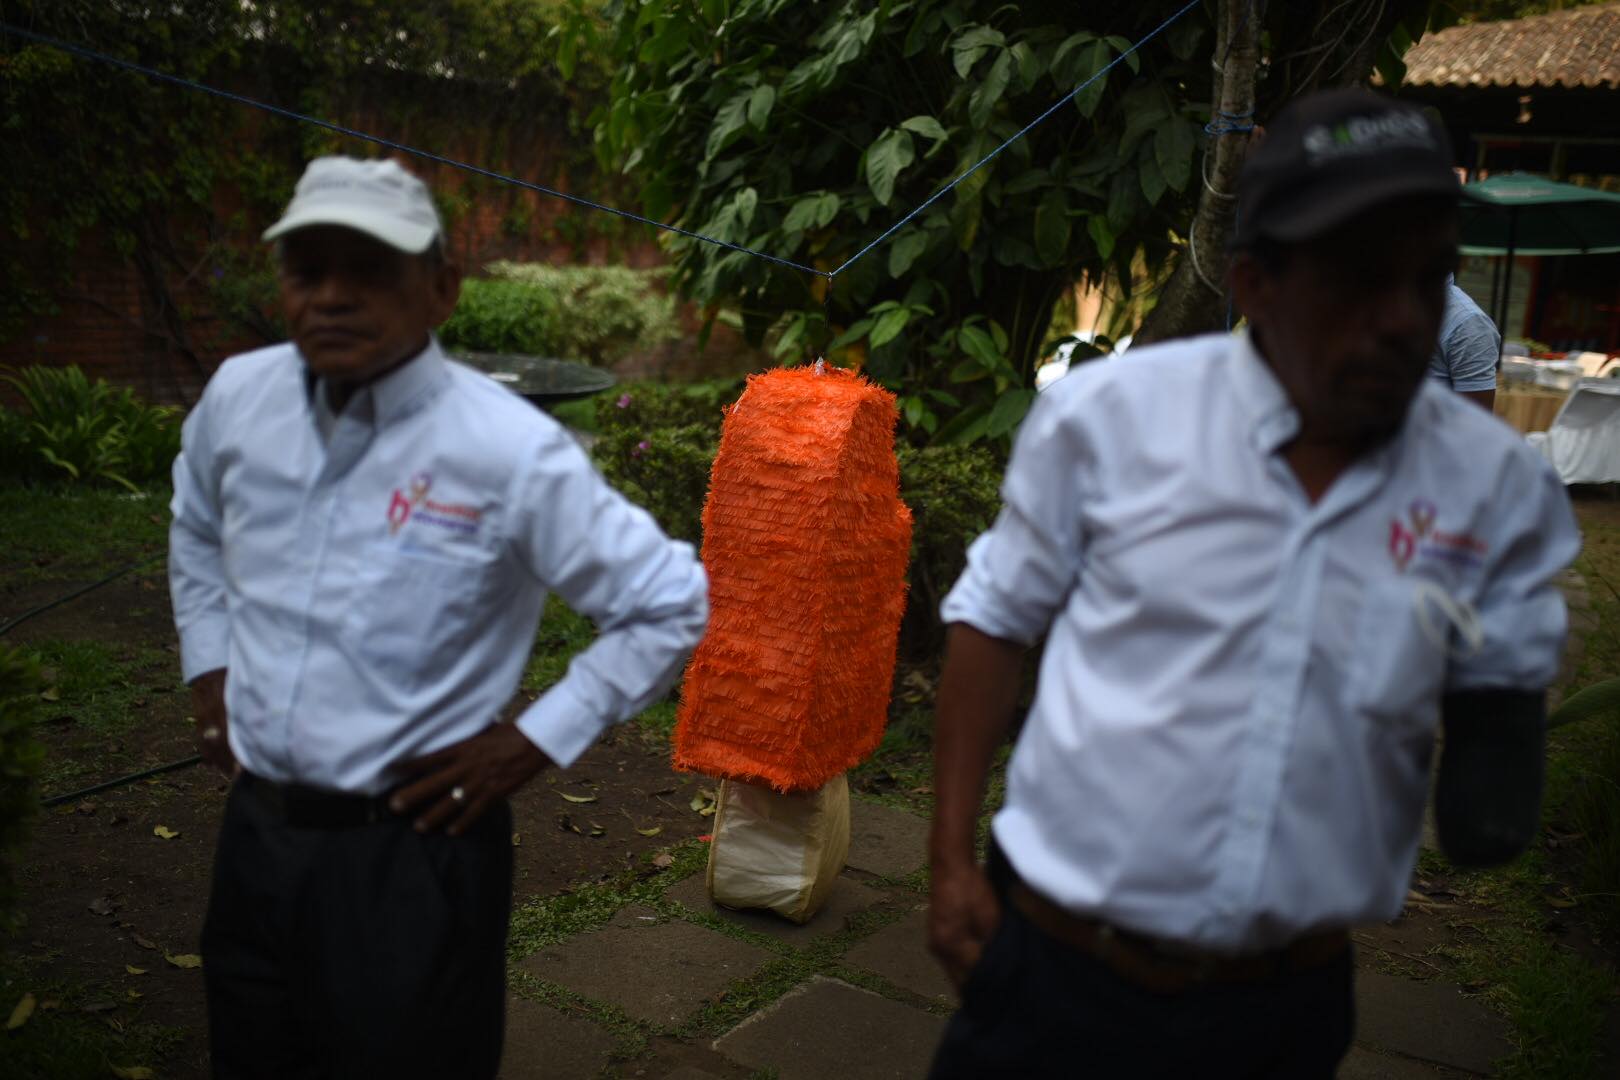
[0,22,826,279]
[1204,109,1255,136]
[2,2,1203,283]
[832,0,1201,278]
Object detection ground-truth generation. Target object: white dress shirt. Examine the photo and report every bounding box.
[170,338,708,794]
[943,330,1579,951]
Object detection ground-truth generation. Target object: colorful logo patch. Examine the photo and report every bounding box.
[1389,499,1487,572]
[387,472,482,536]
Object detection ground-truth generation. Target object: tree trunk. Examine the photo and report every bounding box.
[1131,0,1260,348]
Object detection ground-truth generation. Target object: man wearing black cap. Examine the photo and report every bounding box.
[926,89,1579,1078]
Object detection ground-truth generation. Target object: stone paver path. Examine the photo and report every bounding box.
[714,976,947,1080]
[518,904,775,1027]
[501,795,1518,1078]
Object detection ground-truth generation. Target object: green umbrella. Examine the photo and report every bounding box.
[1458,174,1620,336]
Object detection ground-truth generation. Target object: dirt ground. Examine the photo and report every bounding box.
[4,576,715,1079]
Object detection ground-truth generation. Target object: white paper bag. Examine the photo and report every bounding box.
[706,774,851,924]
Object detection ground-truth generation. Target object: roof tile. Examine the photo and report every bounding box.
[1402,3,1620,90]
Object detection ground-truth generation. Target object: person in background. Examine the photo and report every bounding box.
[169,156,708,1079]
[1432,274,1500,411]
[926,89,1577,1079]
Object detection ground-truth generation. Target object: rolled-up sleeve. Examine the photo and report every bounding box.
[940,384,1090,645]
[169,394,232,682]
[1447,453,1581,691]
[508,428,709,767]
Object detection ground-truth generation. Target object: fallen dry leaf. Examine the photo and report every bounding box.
[588,823,606,837]
[152,825,180,840]
[81,1000,117,1014]
[635,826,663,837]
[165,953,203,970]
[6,992,35,1031]
[557,814,582,835]
[88,896,115,917]
[125,966,147,976]
[651,853,674,869]
[132,934,157,951]
[511,833,521,847]
[76,801,98,815]
[40,687,60,702]
[559,793,597,804]
[39,999,60,1011]
[125,989,143,1002]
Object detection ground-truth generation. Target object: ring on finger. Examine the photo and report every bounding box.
[450,785,467,803]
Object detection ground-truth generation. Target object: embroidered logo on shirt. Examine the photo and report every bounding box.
[1388,499,1487,572]
[387,472,482,536]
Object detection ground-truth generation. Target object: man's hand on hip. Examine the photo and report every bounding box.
[189,668,238,778]
[390,724,553,836]
[929,857,1002,993]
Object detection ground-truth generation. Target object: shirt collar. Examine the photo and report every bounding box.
[1228,329,1300,454]
[369,336,448,424]
[302,335,448,427]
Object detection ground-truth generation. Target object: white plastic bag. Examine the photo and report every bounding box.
[706,774,851,924]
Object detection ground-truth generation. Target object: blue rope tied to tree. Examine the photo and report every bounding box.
[1201,111,1255,331]
[1,1,1203,285]
[1204,109,1256,137]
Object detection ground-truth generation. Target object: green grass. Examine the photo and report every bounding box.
[506,839,710,959]
[25,638,187,792]
[1412,499,1620,1079]
[522,595,596,695]
[1431,848,1618,1080]
[0,963,183,1080]
[0,486,170,584]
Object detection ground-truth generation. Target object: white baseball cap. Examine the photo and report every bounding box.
[262,156,443,254]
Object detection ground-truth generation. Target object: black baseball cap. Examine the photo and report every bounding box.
[1233,88,1466,248]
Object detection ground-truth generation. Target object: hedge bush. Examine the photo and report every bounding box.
[439,264,679,366]
[1,366,182,490]
[0,645,45,933]
[590,381,734,545]
[589,381,1002,657]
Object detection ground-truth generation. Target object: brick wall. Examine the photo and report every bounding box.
[2,89,762,405]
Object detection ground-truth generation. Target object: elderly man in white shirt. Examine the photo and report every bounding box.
[169,157,708,1079]
[926,89,1579,1079]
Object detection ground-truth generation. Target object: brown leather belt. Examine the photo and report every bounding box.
[1009,882,1349,995]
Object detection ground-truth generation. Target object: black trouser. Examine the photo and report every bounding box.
[929,848,1355,1080]
[201,777,513,1080]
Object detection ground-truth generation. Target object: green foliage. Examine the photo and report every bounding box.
[439,265,681,364]
[592,383,725,544]
[896,444,1003,655]
[597,0,1218,446]
[487,262,681,364]
[597,0,1446,446]
[1,366,181,491]
[0,646,46,934]
[440,279,564,356]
